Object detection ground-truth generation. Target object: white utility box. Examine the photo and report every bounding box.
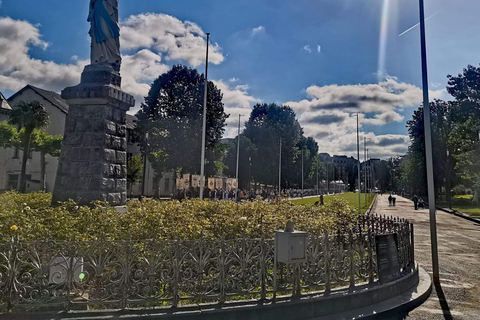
[275,230,308,264]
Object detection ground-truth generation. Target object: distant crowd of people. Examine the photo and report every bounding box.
[173,187,329,202]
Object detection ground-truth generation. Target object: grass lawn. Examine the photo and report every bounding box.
[453,194,473,200]
[291,192,375,214]
[453,207,480,217]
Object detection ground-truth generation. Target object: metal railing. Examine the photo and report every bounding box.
[0,214,414,313]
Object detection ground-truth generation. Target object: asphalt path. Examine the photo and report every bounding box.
[375,195,480,319]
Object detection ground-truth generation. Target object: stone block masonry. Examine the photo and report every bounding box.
[52,63,134,206]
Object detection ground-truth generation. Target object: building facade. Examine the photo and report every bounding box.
[0,85,174,197]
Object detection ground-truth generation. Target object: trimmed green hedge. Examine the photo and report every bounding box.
[0,191,358,241]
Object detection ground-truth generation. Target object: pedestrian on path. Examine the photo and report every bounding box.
[320,194,324,205]
[413,194,418,210]
[392,196,396,206]
[388,194,393,206]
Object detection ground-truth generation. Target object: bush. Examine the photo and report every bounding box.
[0,191,359,241]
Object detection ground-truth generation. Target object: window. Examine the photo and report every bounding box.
[7,174,18,189]
[7,174,31,190]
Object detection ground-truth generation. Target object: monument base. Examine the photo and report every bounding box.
[52,64,134,206]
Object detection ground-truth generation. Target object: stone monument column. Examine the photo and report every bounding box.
[52,0,134,206]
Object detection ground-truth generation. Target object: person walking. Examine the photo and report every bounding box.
[388,194,393,206]
[320,194,324,205]
[413,194,418,210]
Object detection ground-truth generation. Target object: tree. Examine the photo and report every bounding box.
[244,103,303,188]
[8,101,49,193]
[0,121,19,148]
[222,135,257,189]
[29,130,62,191]
[127,154,144,196]
[0,122,62,191]
[136,65,227,197]
[447,65,480,201]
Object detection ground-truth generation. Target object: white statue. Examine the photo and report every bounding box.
[88,0,121,70]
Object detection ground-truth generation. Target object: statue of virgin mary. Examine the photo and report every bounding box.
[88,0,122,70]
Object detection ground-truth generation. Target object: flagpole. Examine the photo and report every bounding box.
[199,33,210,200]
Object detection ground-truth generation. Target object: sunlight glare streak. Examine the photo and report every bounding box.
[377,0,391,83]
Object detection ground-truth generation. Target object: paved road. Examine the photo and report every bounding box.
[375,195,480,320]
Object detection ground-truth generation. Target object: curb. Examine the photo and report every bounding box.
[402,196,480,225]
[312,266,432,320]
[437,207,480,225]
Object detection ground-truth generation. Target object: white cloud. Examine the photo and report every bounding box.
[286,78,444,158]
[250,26,265,37]
[212,80,260,138]
[317,45,321,53]
[0,13,226,113]
[120,13,224,67]
[303,45,312,53]
[229,77,239,83]
[0,17,83,92]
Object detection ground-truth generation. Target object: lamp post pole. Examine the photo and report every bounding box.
[353,114,361,215]
[301,149,304,198]
[364,137,367,206]
[278,138,282,192]
[142,132,149,196]
[419,0,439,284]
[199,33,210,200]
[235,114,242,201]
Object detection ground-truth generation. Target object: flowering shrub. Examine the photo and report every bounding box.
[0,191,358,241]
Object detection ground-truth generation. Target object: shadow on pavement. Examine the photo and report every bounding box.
[435,282,453,320]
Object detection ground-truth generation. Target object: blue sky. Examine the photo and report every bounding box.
[1,0,479,158]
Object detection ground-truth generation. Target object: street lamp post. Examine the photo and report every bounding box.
[352,114,361,215]
[199,33,210,200]
[418,0,439,284]
[279,138,282,192]
[235,114,242,201]
[301,148,304,198]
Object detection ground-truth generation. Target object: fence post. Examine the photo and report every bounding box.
[273,234,278,302]
[219,238,226,304]
[410,223,415,269]
[324,234,331,295]
[172,240,180,308]
[7,236,18,310]
[64,238,76,312]
[367,219,374,284]
[121,240,130,310]
[260,238,266,301]
[348,231,355,291]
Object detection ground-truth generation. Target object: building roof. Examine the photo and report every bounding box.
[0,91,12,111]
[126,114,137,129]
[7,85,69,114]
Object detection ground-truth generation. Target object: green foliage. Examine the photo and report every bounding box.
[29,129,63,156]
[135,65,228,188]
[127,154,144,185]
[0,121,19,148]
[0,191,359,241]
[8,100,50,193]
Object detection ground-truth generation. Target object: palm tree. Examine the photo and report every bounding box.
[9,101,49,193]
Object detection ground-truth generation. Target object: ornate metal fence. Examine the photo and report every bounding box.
[0,214,414,313]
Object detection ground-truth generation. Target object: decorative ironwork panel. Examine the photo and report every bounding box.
[10,240,73,309]
[223,239,263,299]
[0,212,415,313]
[176,239,221,302]
[300,236,326,292]
[69,241,128,309]
[125,240,176,307]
